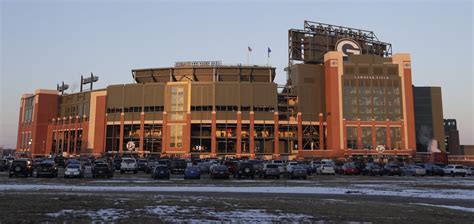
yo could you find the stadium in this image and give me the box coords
[16,21,417,160]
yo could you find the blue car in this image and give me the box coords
[184,165,201,179]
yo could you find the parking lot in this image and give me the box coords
[0,167,473,223]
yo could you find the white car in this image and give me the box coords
[443,164,467,177]
[272,160,286,173]
[317,164,335,175]
[120,157,138,174]
[286,162,299,173]
[464,166,472,176]
[64,163,84,178]
[404,165,426,176]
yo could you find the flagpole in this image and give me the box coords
[247,50,250,65]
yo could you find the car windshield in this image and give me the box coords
[39,163,53,168]
[95,163,108,168]
[12,161,26,165]
[323,165,332,168]
[123,159,135,163]
[266,164,278,168]
[67,164,80,169]
[216,166,228,171]
[187,166,199,171]
[156,166,168,170]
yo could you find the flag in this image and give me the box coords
[267,47,272,57]
[248,46,252,52]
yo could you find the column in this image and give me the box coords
[236,111,242,157]
[249,111,255,158]
[162,111,168,155]
[140,112,145,157]
[371,119,376,150]
[184,112,192,157]
[273,112,279,159]
[119,113,125,154]
[342,119,347,150]
[297,112,302,158]
[400,119,405,150]
[357,119,362,150]
[386,119,391,150]
[319,113,324,150]
[211,111,216,157]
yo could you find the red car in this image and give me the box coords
[342,163,360,175]
[224,161,237,174]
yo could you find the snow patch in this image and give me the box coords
[2,184,473,200]
[45,208,127,221]
[141,205,313,222]
[411,203,474,213]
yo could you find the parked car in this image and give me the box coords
[404,165,426,176]
[0,159,9,171]
[289,165,308,180]
[137,159,148,172]
[152,165,170,179]
[299,163,313,175]
[36,161,58,178]
[260,163,280,179]
[272,160,286,174]
[210,165,230,179]
[78,157,92,167]
[286,162,299,174]
[171,159,187,174]
[157,159,171,169]
[54,156,66,167]
[9,158,33,178]
[361,164,383,176]
[64,163,84,178]
[341,163,360,175]
[250,160,264,175]
[383,164,403,176]
[317,164,336,175]
[467,167,474,176]
[184,165,201,179]
[146,157,159,174]
[32,158,45,170]
[333,161,344,174]
[120,157,138,174]
[443,165,467,177]
[310,161,322,173]
[235,162,255,179]
[224,161,237,175]
[422,163,445,176]
[92,162,114,178]
[113,157,122,170]
[198,161,212,173]
[464,166,472,176]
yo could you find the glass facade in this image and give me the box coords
[144,124,162,154]
[343,76,402,121]
[254,123,274,154]
[278,125,298,154]
[217,124,237,154]
[191,124,211,153]
[22,97,35,124]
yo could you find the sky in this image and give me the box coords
[1,0,473,148]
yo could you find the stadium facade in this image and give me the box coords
[16,21,418,160]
